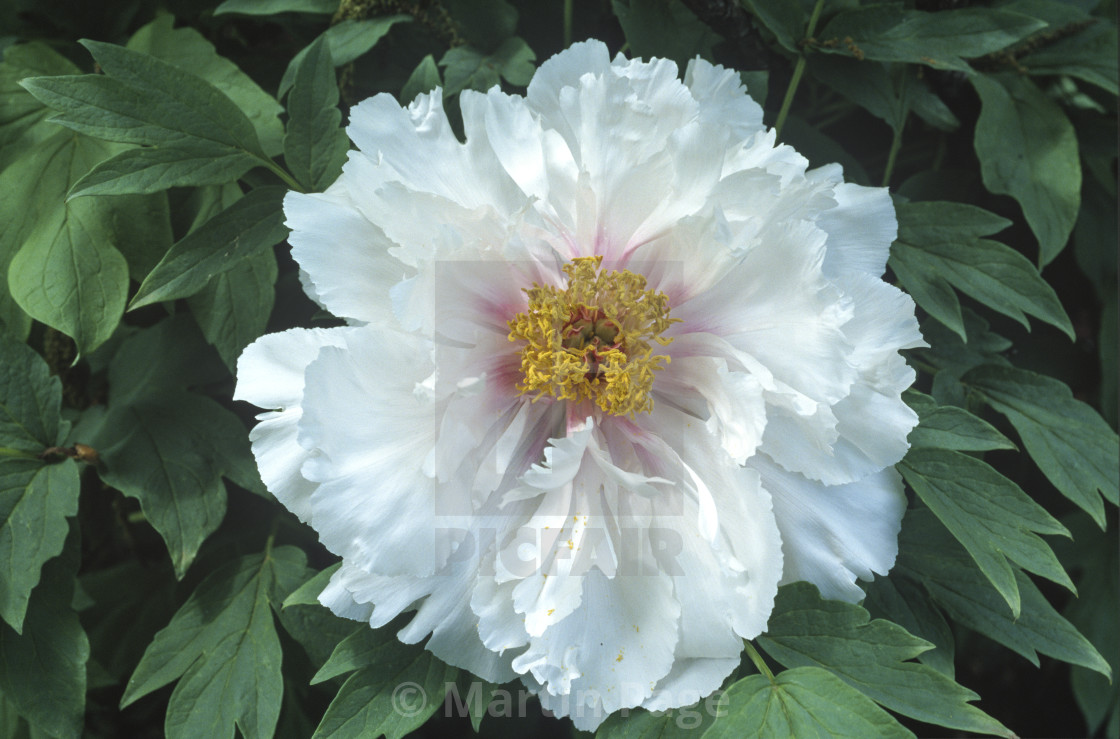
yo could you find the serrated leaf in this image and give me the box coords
[963,365,1119,526]
[971,73,1080,266]
[0,531,88,739]
[863,576,955,677]
[121,547,310,739]
[613,0,720,69]
[127,14,285,156]
[22,40,268,162]
[705,667,912,739]
[311,629,457,739]
[440,37,536,96]
[817,5,1046,71]
[188,248,277,371]
[215,0,338,14]
[892,201,1074,341]
[900,447,1072,616]
[8,195,129,355]
[131,186,287,309]
[898,509,1111,677]
[904,389,1015,451]
[757,582,1013,737]
[401,55,441,105]
[278,17,411,98]
[283,35,348,192]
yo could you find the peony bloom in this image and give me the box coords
[235,40,925,729]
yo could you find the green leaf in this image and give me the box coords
[899,447,1072,616]
[278,17,412,98]
[311,627,457,739]
[613,0,720,69]
[963,365,1120,526]
[898,509,1111,678]
[282,562,340,608]
[400,55,441,106]
[0,334,67,453]
[283,35,348,192]
[0,42,80,170]
[863,576,955,677]
[8,195,129,355]
[215,0,338,14]
[0,530,88,739]
[971,73,1080,266]
[101,191,173,282]
[904,389,1015,451]
[918,308,1011,379]
[188,247,277,372]
[121,547,311,739]
[757,582,1013,737]
[1001,1,1119,95]
[276,607,356,672]
[705,667,912,739]
[69,143,258,198]
[127,15,285,156]
[443,0,518,50]
[440,37,536,96]
[130,186,287,310]
[807,58,909,134]
[892,201,1074,341]
[742,0,807,53]
[595,698,720,737]
[817,5,1046,71]
[89,318,254,576]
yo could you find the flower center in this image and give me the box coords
[507,256,676,417]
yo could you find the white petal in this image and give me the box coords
[816,181,898,279]
[751,455,907,602]
[234,327,350,521]
[684,58,765,139]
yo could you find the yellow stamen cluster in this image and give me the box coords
[507,256,676,417]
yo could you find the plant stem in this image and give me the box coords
[744,641,777,683]
[563,0,573,48]
[882,119,904,187]
[773,0,827,139]
[260,157,306,193]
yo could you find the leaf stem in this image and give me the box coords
[563,0,573,48]
[744,641,776,683]
[259,157,306,193]
[264,516,281,559]
[773,0,826,139]
[882,119,904,187]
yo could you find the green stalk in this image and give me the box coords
[563,0,573,48]
[773,0,827,139]
[882,119,904,187]
[744,641,777,683]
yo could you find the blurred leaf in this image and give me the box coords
[900,448,1072,617]
[741,0,806,53]
[596,698,719,737]
[440,37,536,95]
[899,509,1111,678]
[127,14,285,156]
[215,0,338,14]
[0,336,78,633]
[278,17,412,98]
[963,365,1120,526]
[131,186,287,310]
[188,248,277,372]
[817,5,1046,71]
[780,115,871,185]
[400,55,441,105]
[444,0,518,51]
[0,42,80,170]
[0,531,87,739]
[863,576,955,677]
[103,191,173,282]
[121,547,311,739]
[311,626,457,739]
[706,667,911,738]
[904,389,1016,451]
[757,582,1013,737]
[892,201,1074,342]
[283,35,348,192]
[971,73,1080,266]
[807,57,908,133]
[613,0,720,69]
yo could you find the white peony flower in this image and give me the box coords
[235,40,925,729]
